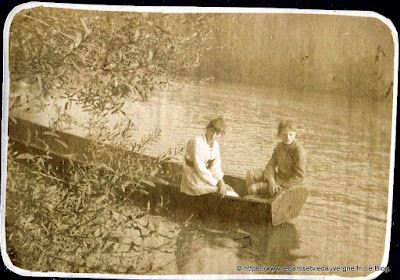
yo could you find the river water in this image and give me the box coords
[127,82,393,276]
[13,81,394,276]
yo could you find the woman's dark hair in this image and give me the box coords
[278,120,296,136]
[207,117,226,135]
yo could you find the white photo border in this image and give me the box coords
[2,2,398,279]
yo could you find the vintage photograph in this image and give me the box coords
[2,3,397,279]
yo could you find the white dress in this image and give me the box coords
[180,135,239,197]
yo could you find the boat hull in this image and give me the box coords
[7,117,309,226]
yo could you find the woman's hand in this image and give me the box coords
[217,180,227,198]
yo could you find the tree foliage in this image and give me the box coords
[6,6,218,274]
[9,7,218,117]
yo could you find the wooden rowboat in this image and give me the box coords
[7,117,309,226]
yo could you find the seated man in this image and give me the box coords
[246,120,306,197]
[180,117,239,198]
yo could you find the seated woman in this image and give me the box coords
[246,120,306,197]
[180,117,239,198]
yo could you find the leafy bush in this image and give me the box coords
[7,141,182,274]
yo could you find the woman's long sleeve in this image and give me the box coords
[192,139,219,186]
[210,143,224,181]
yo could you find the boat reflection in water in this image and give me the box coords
[174,213,300,274]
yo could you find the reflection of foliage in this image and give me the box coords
[7,137,182,273]
[9,7,218,115]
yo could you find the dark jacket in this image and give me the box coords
[264,140,306,187]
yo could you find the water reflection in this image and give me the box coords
[240,223,301,268]
[175,214,300,274]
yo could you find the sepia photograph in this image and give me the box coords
[1,3,398,279]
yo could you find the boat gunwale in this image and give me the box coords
[7,117,278,206]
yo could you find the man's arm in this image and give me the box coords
[264,145,278,184]
[282,145,306,187]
